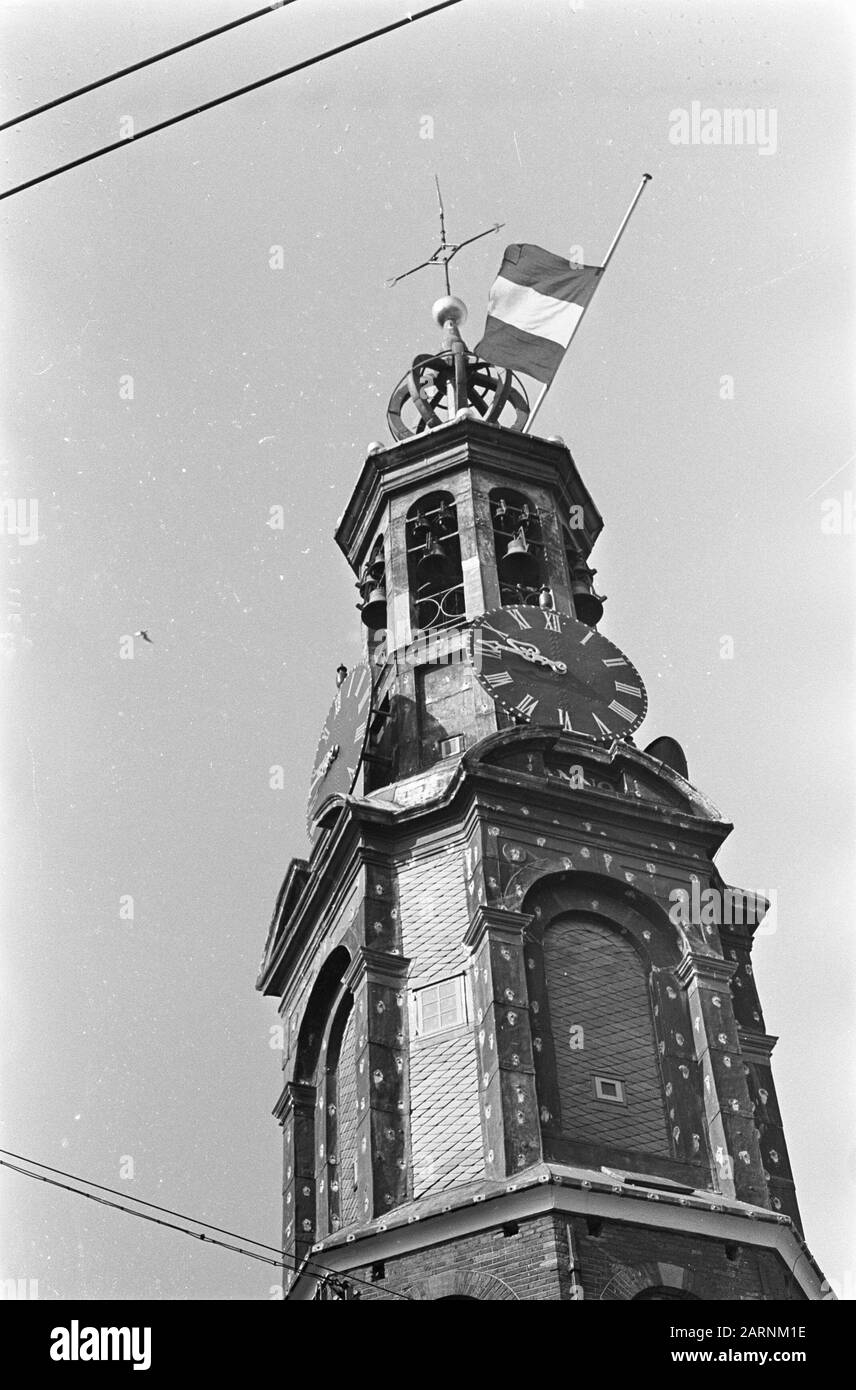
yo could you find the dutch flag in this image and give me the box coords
[475,244,603,385]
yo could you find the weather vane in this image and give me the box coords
[385,176,504,294]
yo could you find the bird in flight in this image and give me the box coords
[134,630,154,644]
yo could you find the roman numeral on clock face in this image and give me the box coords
[608,700,636,723]
[602,657,627,668]
[557,708,574,732]
[614,681,641,696]
[507,608,531,630]
[484,670,513,688]
[542,611,561,632]
[515,693,540,718]
[592,713,613,737]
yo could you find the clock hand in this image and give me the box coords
[506,636,568,673]
[478,630,613,700]
[477,630,567,674]
[310,744,340,788]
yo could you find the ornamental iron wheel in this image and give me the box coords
[387,351,529,440]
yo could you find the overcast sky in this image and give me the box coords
[1,0,853,1300]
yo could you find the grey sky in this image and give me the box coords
[1,0,853,1299]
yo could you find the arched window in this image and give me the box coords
[324,991,355,1234]
[491,488,545,607]
[540,917,669,1156]
[633,1287,700,1301]
[406,491,464,634]
[291,946,352,1250]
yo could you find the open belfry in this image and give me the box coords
[257,270,829,1300]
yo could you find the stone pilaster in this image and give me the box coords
[740,1029,802,1230]
[676,952,768,1207]
[464,905,542,1179]
[345,947,410,1224]
[274,1080,316,1261]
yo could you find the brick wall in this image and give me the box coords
[574,1215,804,1301]
[343,1211,804,1301]
[352,1215,565,1301]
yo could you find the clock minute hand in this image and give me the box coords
[505,636,567,673]
[309,744,340,789]
[478,629,567,674]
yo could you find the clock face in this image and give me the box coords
[306,663,373,832]
[471,605,647,742]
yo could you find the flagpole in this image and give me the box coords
[523,174,652,434]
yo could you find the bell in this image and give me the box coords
[571,562,605,627]
[360,584,387,629]
[572,588,605,627]
[538,585,554,611]
[416,537,449,585]
[500,529,540,586]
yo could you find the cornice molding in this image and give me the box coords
[675,952,739,987]
[344,946,411,994]
[463,904,535,953]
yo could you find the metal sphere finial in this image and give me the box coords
[432,295,468,329]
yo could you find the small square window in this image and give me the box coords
[594,1076,626,1104]
[413,976,467,1038]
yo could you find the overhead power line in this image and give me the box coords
[0,2,299,134]
[0,0,464,203]
[0,1157,287,1272]
[0,1147,282,1253]
[0,1148,411,1300]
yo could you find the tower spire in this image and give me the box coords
[257,200,828,1304]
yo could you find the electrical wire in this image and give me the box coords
[0,0,464,203]
[0,2,299,134]
[0,1157,287,1272]
[0,1147,282,1253]
[0,1149,412,1299]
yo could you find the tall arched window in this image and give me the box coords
[334,1003,359,1228]
[406,491,465,635]
[541,917,669,1156]
[292,946,352,1249]
[324,991,355,1234]
[491,488,545,607]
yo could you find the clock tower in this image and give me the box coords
[258,296,829,1302]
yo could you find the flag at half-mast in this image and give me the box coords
[475,244,602,384]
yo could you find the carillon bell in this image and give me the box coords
[416,537,449,585]
[360,584,387,629]
[570,559,606,627]
[538,585,554,611]
[500,528,540,586]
